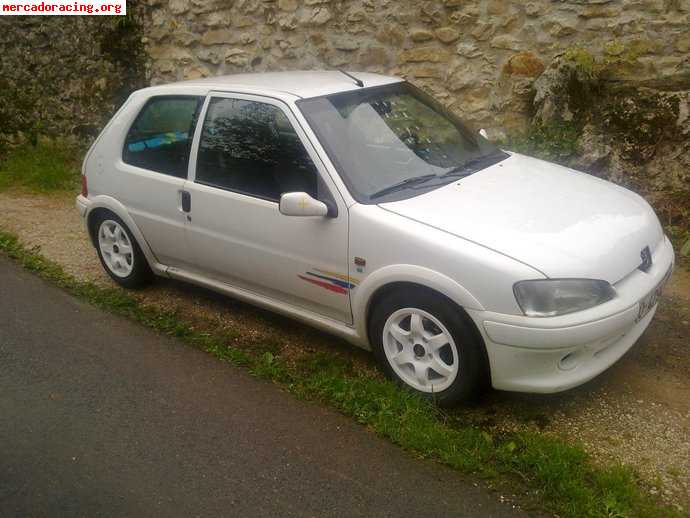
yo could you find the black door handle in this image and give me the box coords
[181,190,191,213]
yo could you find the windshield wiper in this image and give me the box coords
[370,173,438,199]
[439,151,508,179]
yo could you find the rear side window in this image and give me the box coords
[195,97,318,201]
[123,96,202,178]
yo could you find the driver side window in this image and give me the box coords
[195,97,318,202]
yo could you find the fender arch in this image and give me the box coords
[352,264,484,346]
[85,195,166,275]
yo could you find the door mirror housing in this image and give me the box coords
[279,192,329,217]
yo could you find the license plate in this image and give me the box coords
[636,267,672,322]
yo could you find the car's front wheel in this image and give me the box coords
[369,287,486,406]
[93,212,152,288]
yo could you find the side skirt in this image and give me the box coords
[162,266,368,350]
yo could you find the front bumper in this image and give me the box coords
[469,236,674,393]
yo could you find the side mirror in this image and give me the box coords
[279,192,329,217]
[479,128,488,139]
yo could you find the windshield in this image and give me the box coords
[297,82,506,203]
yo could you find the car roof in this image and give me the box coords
[144,70,403,100]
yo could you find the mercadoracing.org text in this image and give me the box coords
[1,0,125,15]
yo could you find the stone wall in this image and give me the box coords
[143,0,690,133]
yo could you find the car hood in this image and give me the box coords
[378,153,664,283]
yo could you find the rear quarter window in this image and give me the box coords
[123,96,202,178]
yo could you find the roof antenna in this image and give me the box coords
[338,70,364,88]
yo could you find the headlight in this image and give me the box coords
[513,279,615,317]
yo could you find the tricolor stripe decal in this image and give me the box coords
[298,269,359,295]
[298,275,348,294]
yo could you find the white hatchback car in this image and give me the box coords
[77,71,674,405]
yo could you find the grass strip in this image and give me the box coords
[0,141,79,192]
[0,228,683,518]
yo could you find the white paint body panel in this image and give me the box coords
[380,153,665,284]
[173,70,401,101]
[182,181,352,323]
[77,71,675,394]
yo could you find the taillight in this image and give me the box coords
[81,175,88,197]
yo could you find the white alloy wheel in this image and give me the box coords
[382,307,459,393]
[98,219,134,278]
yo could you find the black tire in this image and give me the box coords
[369,286,486,406]
[92,211,153,289]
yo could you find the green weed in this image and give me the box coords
[0,141,79,192]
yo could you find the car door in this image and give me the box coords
[114,95,202,269]
[182,92,352,324]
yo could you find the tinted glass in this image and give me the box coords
[195,98,318,201]
[123,96,201,178]
[297,82,505,203]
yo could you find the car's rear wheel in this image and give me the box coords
[93,213,152,288]
[369,287,486,406]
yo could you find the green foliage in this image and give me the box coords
[250,351,293,382]
[0,76,44,147]
[603,39,654,68]
[601,92,680,163]
[537,45,681,165]
[1,14,147,152]
[0,228,684,518]
[98,5,147,108]
[563,47,601,81]
[665,223,690,270]
[0,141,79,192]
[505,121,581,164]
[552,47,605,123]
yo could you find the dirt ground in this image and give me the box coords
[2,190,688,510]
